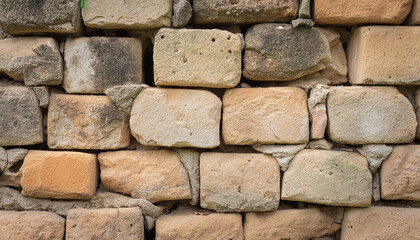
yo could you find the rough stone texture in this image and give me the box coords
[348,26,420,85]
[310,139,333,150]
[0,86,43,146]
[175,149,200,205]
[0,0,82,35]
[298,0,310,18]
[223,87,309,145]
[416,89,420,139]
[156,210,243,240]
[48,93,130,150]
[0,210,65,239]
[244,208,340,240]
[311,104,327,139]
[200,152,280,212]
[21,150,98,200]
[130,88,221,148]
[31,86,49,108]
[5,148,27,171]
[193,0,298,24]
[83,0,172,29]
[341,207,420,240]
[314,0,413,25]
[0,168,21,188]
[105,84,149,116]
[0,37,62,86]
[327,86,417,145]
[252,144,306,171]
[0,147,6,173]
[243,24,331,81]
[154,28,241,88]
[99,150,191,203]
[172,0,192,28]
[381,145,420,201]
[291,19,314,28]
[407,0,420,25]
[372,172,381,201]
[0,25,10,39]
[308,84,330,111]
[64,37,143,94]
[357,144,393,173]
[66,208,144,240]
[282,150,372,207]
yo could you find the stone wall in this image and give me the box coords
[1,0,420,239]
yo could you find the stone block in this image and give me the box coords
[408,0,420,25]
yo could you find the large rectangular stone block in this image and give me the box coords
[200,152,280,212]
[48,93,130,150]
[348,26,420,85]
[327,86,417,144]
[222,87,309,145]
[154,28,241,88]
[20,150,98,200]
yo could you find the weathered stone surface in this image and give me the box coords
[156,210,243,240]
[416,89,420,139]
[282,150,372,207]
[0,25,9,39]
[0,147,6,173]
[0,168,21,188]
[311,104,327,139]
[244,208,340,240]
[154,28,241,88]
[99,150,191,203]
[0,37,62,86]
[0,86,43,146]
[172,0,192,28]
[130,88,221,148]
[21,150,98,200]
[48,93,130,150]
[0,210,65,239]
[381,145,420,201]
[327,87,417,144]
[31,86,49,108]
[175,149,200,205]
[105,84,148,116]
[0,0,82,35]
[372,172,381,201]
[5,148,27,171]
[223,87,309,145]
[298,0,311,18]
[314,0,413,25]
[348,26,420,85]
[357,144,393,173]
[200,152,280,212]
[66,208,144,240]
[64,37,143,94]
[408,0,420,25]
[243,24,331,81]
[309,139,333,150]
[341,207,420,240]
[193,0,298,24]
[83,0,172,29]
[308,84,330,110]
[252,144,306,171]
[291,19,314,28]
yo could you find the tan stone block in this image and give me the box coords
[66,208,144,240]
[222,87,309,145]
[327,86,417,144]
[154,28,241,88]
[341,207,420,240]
[0,211,65,239]
[311,104,327,139]
[48,93,130,150]
[314,0,413,25]
[98,150,191,203]
[156,210,243,240]
[130,88,221,148]
[200,152,280,212]
[381,145,420,201]
[348,26,420,85]
[408,0,420,25]
[282,150,372,207]
[20,150,98,200]
[416,89,420,139]
[244,208,340,240]
[83,0,172,29]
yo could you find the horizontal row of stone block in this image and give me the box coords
[1,206,420,239]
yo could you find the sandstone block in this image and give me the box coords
[327,86,417,144]
[0,147,6,173]
[314,0,413,25]
[244,208,340,240]
[381,145,420,201]
[83,0,171,29]
[408,0,420,25]
[130,88,221,148]
[193,0,298,24]
[348,26,420,85]
[0,86,43,146]
[64,37,143,94]
[156,210,243,240]
[223,87,309,145]
[99,150,191,203]
[20,150,98,200]
[0,37,62,86]
[417,89,420,139]
[200,152,280,212]
[0,211,65,239]
[48,93,130,150]
[243,23,330,81]
[66,208,144,240]
[282,150,372,207]
[154,28,241,88]
[0,0,82,35]
[311,104,327,139]
[341,207,420,240]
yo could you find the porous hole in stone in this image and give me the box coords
[228,50,232,53]
[211,38,216,42]
[227,35,231,40]
[161,35,165,39]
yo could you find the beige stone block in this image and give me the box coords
[408,0,420,25]
[223,87,309,145]
[416,89,420,139]
[311,104,327,139]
